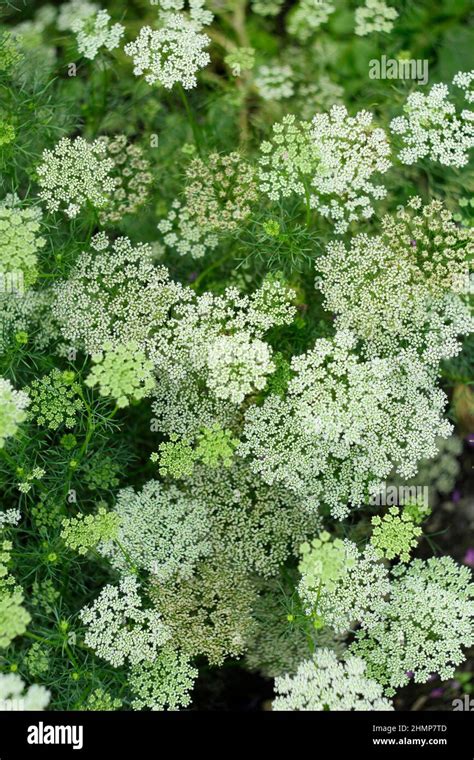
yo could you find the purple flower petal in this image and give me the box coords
[463,548,474,567]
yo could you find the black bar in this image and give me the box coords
[0,710,472,758]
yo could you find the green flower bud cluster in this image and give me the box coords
[0,199,45,289]
[370,506,422,563]
[85,341,155,408]
[61,507,121,555]
[155,425,238,479]
[27,369,84,430]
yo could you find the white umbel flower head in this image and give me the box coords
[390,78,474,168]
[310,105,391,232]
[157,1,214,31]
[453,69,474,104]
[37,136,118,218]
[259,108,391,232]
[206,332,275,404]
[99,480,212,582]
[317,199,474,361]
[0,673,50,711]
[355,0,398,36]
[80,575,171,668]
[239,331,453,517]
[52,234,184,354]
[56,0,98,31]
[0,509,21,530]
[124,16,210,89]
[287,0,336,41]
[349,557,474,695]
[273,649,393,711]
[71,9,124,60]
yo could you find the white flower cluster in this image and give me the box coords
[0,509,21,530]
[286,1,336,42]
[0,378,30,449]
[37,137,117,218]
[54,238,293,435]
[158,152,258,258]
[453,70,474,103]
[273,649,393,711]
[80,575,171,667]
[157,0,214,30]
[0,673,50,711]
[100,462,321,624]
[37,135,152,221]
[150,279,295,436]
[71,9,124,60]
[56,0,98,31]
[390,75,474,168]
[100,480,212,582]
[129,647,198,711]
[349,558,474,694]
[157,199,219,259]
[239,330,452,518]
[124,16,210,89]
[254,64,295,101]
[354,0,398,37]
[317,199,474,361]
[52,234,184,354]
[206,332,275,404]
[309,106,391,232]
[259,108,391,232]
[296,539,474,696]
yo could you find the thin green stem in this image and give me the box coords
[299,172,313,228]
[23,631,58,647]
[177,83,203,155]
[113,538,138,574]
